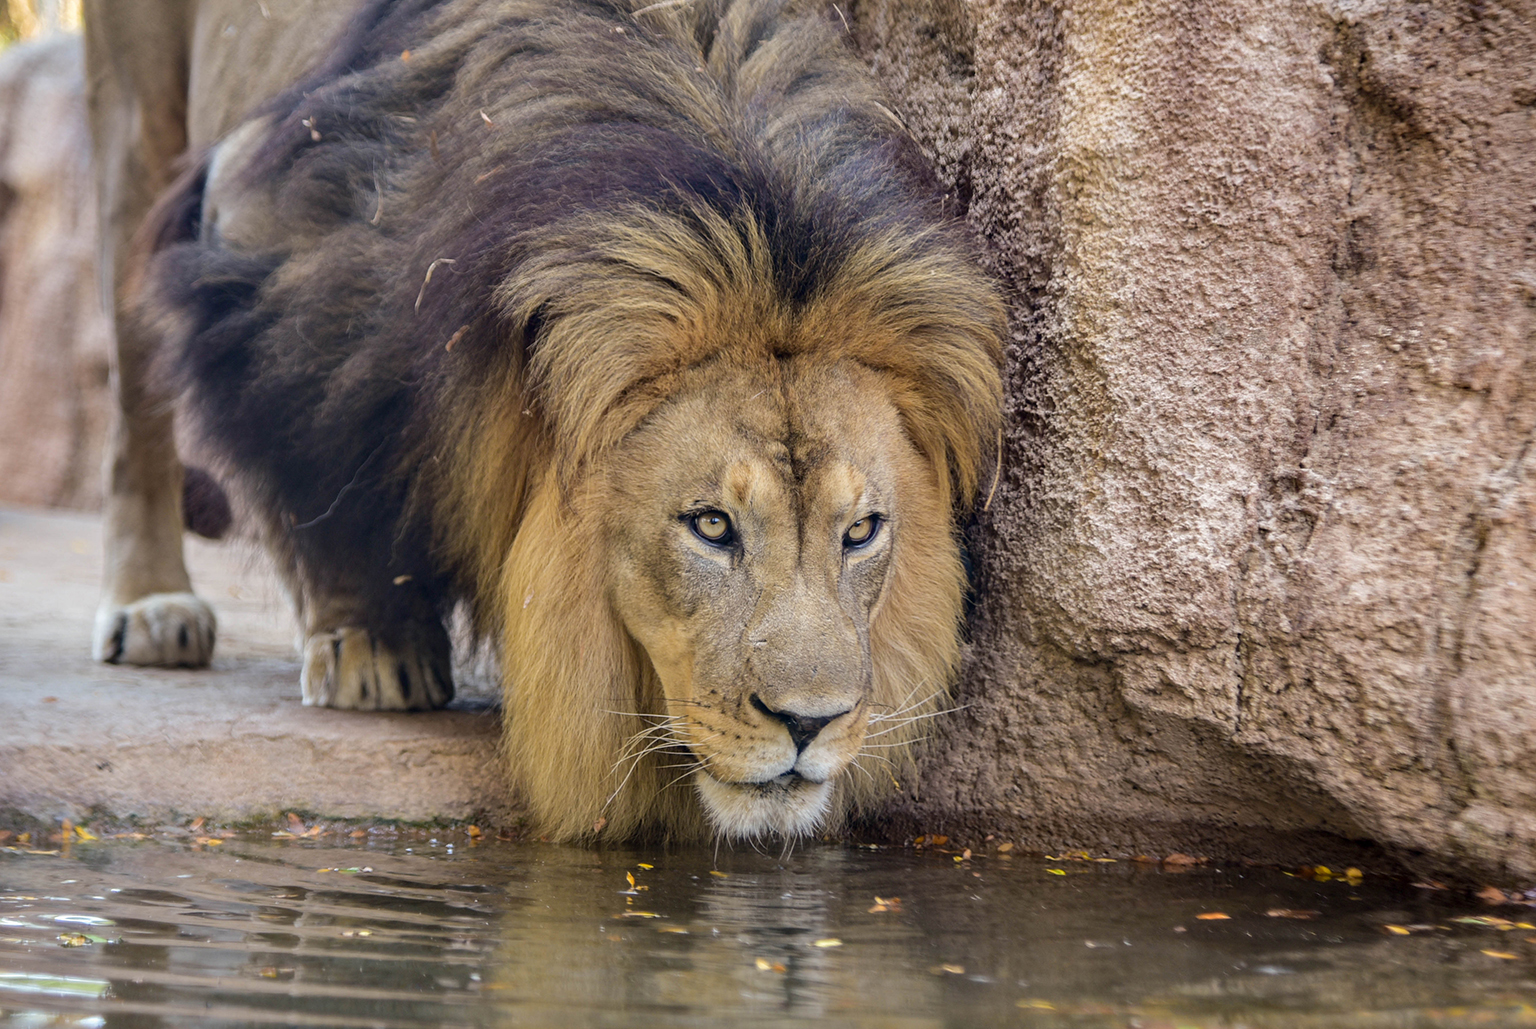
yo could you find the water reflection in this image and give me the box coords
[3,836,1536,1027]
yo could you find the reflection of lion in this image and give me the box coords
[94,0,1003,840]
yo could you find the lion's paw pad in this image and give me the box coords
[301,627,453,711]
[93,592,217,667]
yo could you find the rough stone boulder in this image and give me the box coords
[855,0,1536,879]
[0,33,109,511]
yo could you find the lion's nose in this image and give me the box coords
[751,695,849,752]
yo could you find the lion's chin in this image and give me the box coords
[692,770,834,840]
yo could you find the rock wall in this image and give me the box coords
[854,0,1536,879]
[0,34,109,510]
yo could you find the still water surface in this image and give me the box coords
[3,833,1535,1027]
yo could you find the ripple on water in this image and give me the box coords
[2,836,1535,1027]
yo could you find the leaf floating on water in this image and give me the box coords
[1046,869,1066,876]
[1482,950,1519,960]
[812,938,842,948]
[57,933,93,947]
[1344,867,1363,884]
[1017,999,1056,1010]
[626,872,636,888]
[930,964,965,975]
[995,842,1014,853]
[620,911,662,919]
[1195,913,1230,921]
[1479,885,1513,905]
[638,863,653,870]
[708,870,729,878]
[1384,925,1412,935]
[868,896,902,913]
[1266,909,1319,920]
[754,958,786,972]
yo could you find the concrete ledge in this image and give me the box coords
[0,507,517,826]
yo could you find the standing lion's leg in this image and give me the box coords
[84,0,216,666]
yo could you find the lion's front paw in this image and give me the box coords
[93,592,217,667]
[300,627,453,711]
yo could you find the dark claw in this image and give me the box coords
[105,614,127,664]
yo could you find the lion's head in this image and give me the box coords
[453,207,1004,842]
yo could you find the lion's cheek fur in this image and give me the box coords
[496,470,706,842]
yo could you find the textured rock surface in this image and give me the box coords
[0,34,110,510]
[854,0,1536,878]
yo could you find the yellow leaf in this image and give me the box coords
[638,863,654,869]
[626,872,636,888]
[1017,999,1056,1010]
[620,911,661,919]
[709,870,729,878]
[74,826,97,842]
[1385,925,1411,935]
[1047,869,1066,876]
[1483,950,1519,960]
[1195,913,1230,921]
[812,938,842,948]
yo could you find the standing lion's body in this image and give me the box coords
[95,0,1003,841]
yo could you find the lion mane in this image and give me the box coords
[142,0,1003,840]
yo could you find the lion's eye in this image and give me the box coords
[844,515,880,548]
[691,510,734,545]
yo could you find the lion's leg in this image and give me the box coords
[84,0,217,667]
[266,536,455,712]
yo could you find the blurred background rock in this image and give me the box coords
[0,0,107,510]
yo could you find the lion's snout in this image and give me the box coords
[750,693,851,753]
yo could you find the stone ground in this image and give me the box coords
[0,506,515,829]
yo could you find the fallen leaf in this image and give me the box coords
[709,870,729,878]
[1163,853,1203,868]
[1384,925,1411,935]
[1046,869,1066,876]
[996,842,1014,853]
[194,837,223,847]
[620,911,662,919]
[189,817,206,832]
[1266,909,1319,920]
[931,964,965,975]
[1017,999,1056,1010]
[626,872,636,888]
[1479,886,1512,905]
[1195,913,1230,921]
[638,863,654,870]
[74,826,97,842]
[58,933,93,947]
[592,817,608,833]
[812,938,842,948]
[1483,950,1519,960]
[1344,867,1364,884]
[754,957,786,972]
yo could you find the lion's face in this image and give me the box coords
[602,357,921,837]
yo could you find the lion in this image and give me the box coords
[89,0,1004,841]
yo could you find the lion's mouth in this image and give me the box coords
[692,768,834,838]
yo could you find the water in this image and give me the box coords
[3,832,1535,1027]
